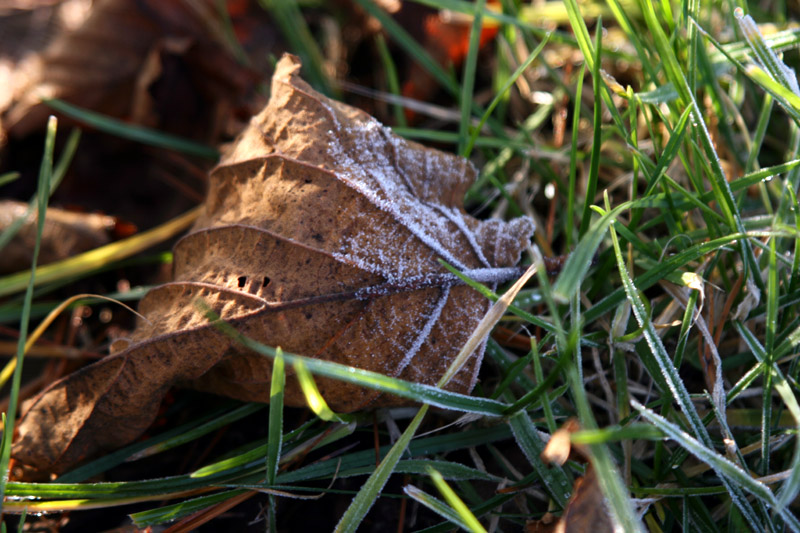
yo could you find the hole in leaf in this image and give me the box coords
[237,276,247,288]
[263,276,271,287]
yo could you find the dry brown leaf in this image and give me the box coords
[11,54,534,479]
[3,0,255,142]
[531,419,616,533]
[0,200,120,274]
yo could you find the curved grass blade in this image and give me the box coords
[632,400,800,530]
[0,206,202,298]
[43,98,218,159]
[427,466,486,533]
[404,484,474,531]
[553,201,631,303]
[605,192,762,528]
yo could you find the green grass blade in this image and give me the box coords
[404,484,473,531]
[0,128,79,253]
[605,194,763,528]
[258,0,333,95]
[0,206,201,298]
[579,17,604,237]
[0,172,20,188]
[0,116,57,511]
[57,403,264,482]
[632,399,800,530]
[267,349,285,485]
[457,0,486,156]
[43,98,218,159]
[464,34,550,158]
[334,405,429,533]
[208,320,509,416]
[507,411,572,508]
[553,201,631,302]
[351,0,458,95]
[426,466,487,533]
[294,359,354,423]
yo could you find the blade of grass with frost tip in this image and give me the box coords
[639,4,760,290]
[457,0,486,156]
[294,359,354,423]
[267,349,284,485]
[0,128,79,252]
[259,0,332,96]
[426,466,487,533]
[695,19,800,124]
[606,198,764,529]
[553,201,631,303]
[0,206,201,298]
[404,484,473,531]
[0,116,57,511]
[43,98,218,159]
[463,33,551,158]
[578,17,604,237]
[57,403,264,482]
[199,301,509,416]
[334,404,429,533]
[736,11,800,98]
[745,66,800,124]
[631,400,800,531]
[508,411,572,508]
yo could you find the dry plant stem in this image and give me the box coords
[438,261,538,387]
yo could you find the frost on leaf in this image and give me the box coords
[12,54,534,479]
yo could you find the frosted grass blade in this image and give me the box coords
[508,412,572,507]
[404,484,473,531]
[632,400,800,530]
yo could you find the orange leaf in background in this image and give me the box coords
[12,54,534,479]
[401,3,500,122]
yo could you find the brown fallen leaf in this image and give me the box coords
[529,419,616,533]
[3,0,256,143]
[0,200,122,274]
[11,54,534,479]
